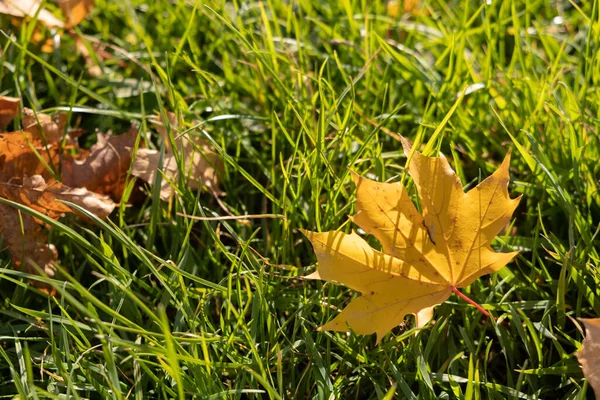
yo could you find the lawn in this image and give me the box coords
[0,0,598,398]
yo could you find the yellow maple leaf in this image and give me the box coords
[302,139,521,342]
[576,318,600,399]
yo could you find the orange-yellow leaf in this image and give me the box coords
[303,139,521,342]
[57,0,94,28]
[576,318,600,399]
[0,108,82,182]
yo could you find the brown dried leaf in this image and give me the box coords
[22,108,68,142]
[130,149,177,201]
[0,202,58,283]
[0,130,61,182]
[57,0,94,28]
[0,175,114,291]
[0,175,115,219]
[576,318,600,399]
[0,96,20,128]
[0,0,64,28]
[131,145,220,201]
[62,125,139,200]
[132,112,221,200]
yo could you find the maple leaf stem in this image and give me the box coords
[451,286,493,319]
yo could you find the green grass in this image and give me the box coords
[0,0,599,398]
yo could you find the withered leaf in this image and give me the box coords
[0,0,64,28]
[576,318,600,399]
[131,112,221,201]
[0,130,61,182]
[62,125,139,200]
[0,175,114,289]
[0,96,20,128]
[0,175,115,219]
[22,108,68,143]
[0,201,58,283]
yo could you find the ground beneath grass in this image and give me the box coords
[0,1,599,399]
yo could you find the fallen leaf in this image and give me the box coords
[22,108,68,142]
[0,175,114,291]
[302,139,521,342]
[132,112,221,201]
[0,101,136,292]
[0,201,58,285]
[0,96,20,128]
[0,107,83,182]
[62,125,139,200]
[0,130,61,182]
[0,0,94,28]
[57,0,94,28]
[415,305,435,329]
[576,318,600,399]
[0,0,64,28]
[0,175,115,219]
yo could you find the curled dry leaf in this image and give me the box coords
[0,201,58,288]
[576,318,600,399]
[302,138,521,342]
[22,108,69,143]
[0,108,77,182]
[132,112,221,201]
[0,102,70,135]
[0,0,94,28]
[0,100,127,291]
[1,175,115,219]
[0,175,114,291]
[415,305,435,329]
[0,0,64,28]
[0,96,20,128]
[62,125,139,200]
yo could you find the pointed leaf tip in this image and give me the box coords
[399,135,412,156]
[299,228,310,236]
[303,271,321,280]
